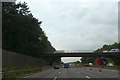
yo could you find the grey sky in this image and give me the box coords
[17,0,118,63]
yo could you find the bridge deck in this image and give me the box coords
[44,52,119,57]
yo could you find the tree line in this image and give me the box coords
[81,42,120,65]
[2,2,55,58]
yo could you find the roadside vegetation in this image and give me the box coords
[2,65,52,78]
[2,1,59,79]
[81,42,120,66]
[70,61,118,70]
[2,65,43,72]
[2,1,55,58]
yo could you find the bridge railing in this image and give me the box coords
[64,50,94,53]
[44,52,120,57]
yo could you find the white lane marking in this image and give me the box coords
[85,76,90,79]
[54,76,57,80]
[59,72,61,74]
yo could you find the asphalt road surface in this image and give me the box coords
[23,67,119,80]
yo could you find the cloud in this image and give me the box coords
[16,0,118,63]
[16,0,118,51]
[61,57,81,63]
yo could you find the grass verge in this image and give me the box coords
[2,65,52,79]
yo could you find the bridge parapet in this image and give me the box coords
[44,52,120,57]
[64,50,94,53]
[54,50,95,53]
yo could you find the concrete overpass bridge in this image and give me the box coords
[43,51,119,65]
[45,52,119,57]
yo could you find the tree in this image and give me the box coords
[2,2,55,58]
[95,42,119,65]
[81,57,95,64]
[81,42,120,65]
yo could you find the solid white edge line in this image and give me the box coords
[85,76,91,79]
[54,76,57,80]
[59,72,61,74]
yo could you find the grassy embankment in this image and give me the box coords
[76,64,119,70]
[2,65,52,78]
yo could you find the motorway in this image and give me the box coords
[23,67,119,80]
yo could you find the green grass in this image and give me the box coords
[2,65,43,72]
[4,68,42,78]
[2,65,52,79]
[0,67,2,71]
[101,66,119,70]
[78,64,119,70]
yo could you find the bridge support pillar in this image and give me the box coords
[48,57,61,66]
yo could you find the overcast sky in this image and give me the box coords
[17,0,119,63]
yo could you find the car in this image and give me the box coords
[89,63,93,66]
[54,65,60,69]
[63,63,69,68]
[107,63,114,67]
[109,48,120,52]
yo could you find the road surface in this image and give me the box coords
[22,67,119,80]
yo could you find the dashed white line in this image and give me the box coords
[85,76,91,79]
[54,76,57,80]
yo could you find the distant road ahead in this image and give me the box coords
[24,67,118,80]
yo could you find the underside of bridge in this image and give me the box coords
[44,52,119,65]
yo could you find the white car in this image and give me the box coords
[107,63,114,67]
[109,49,120,52]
